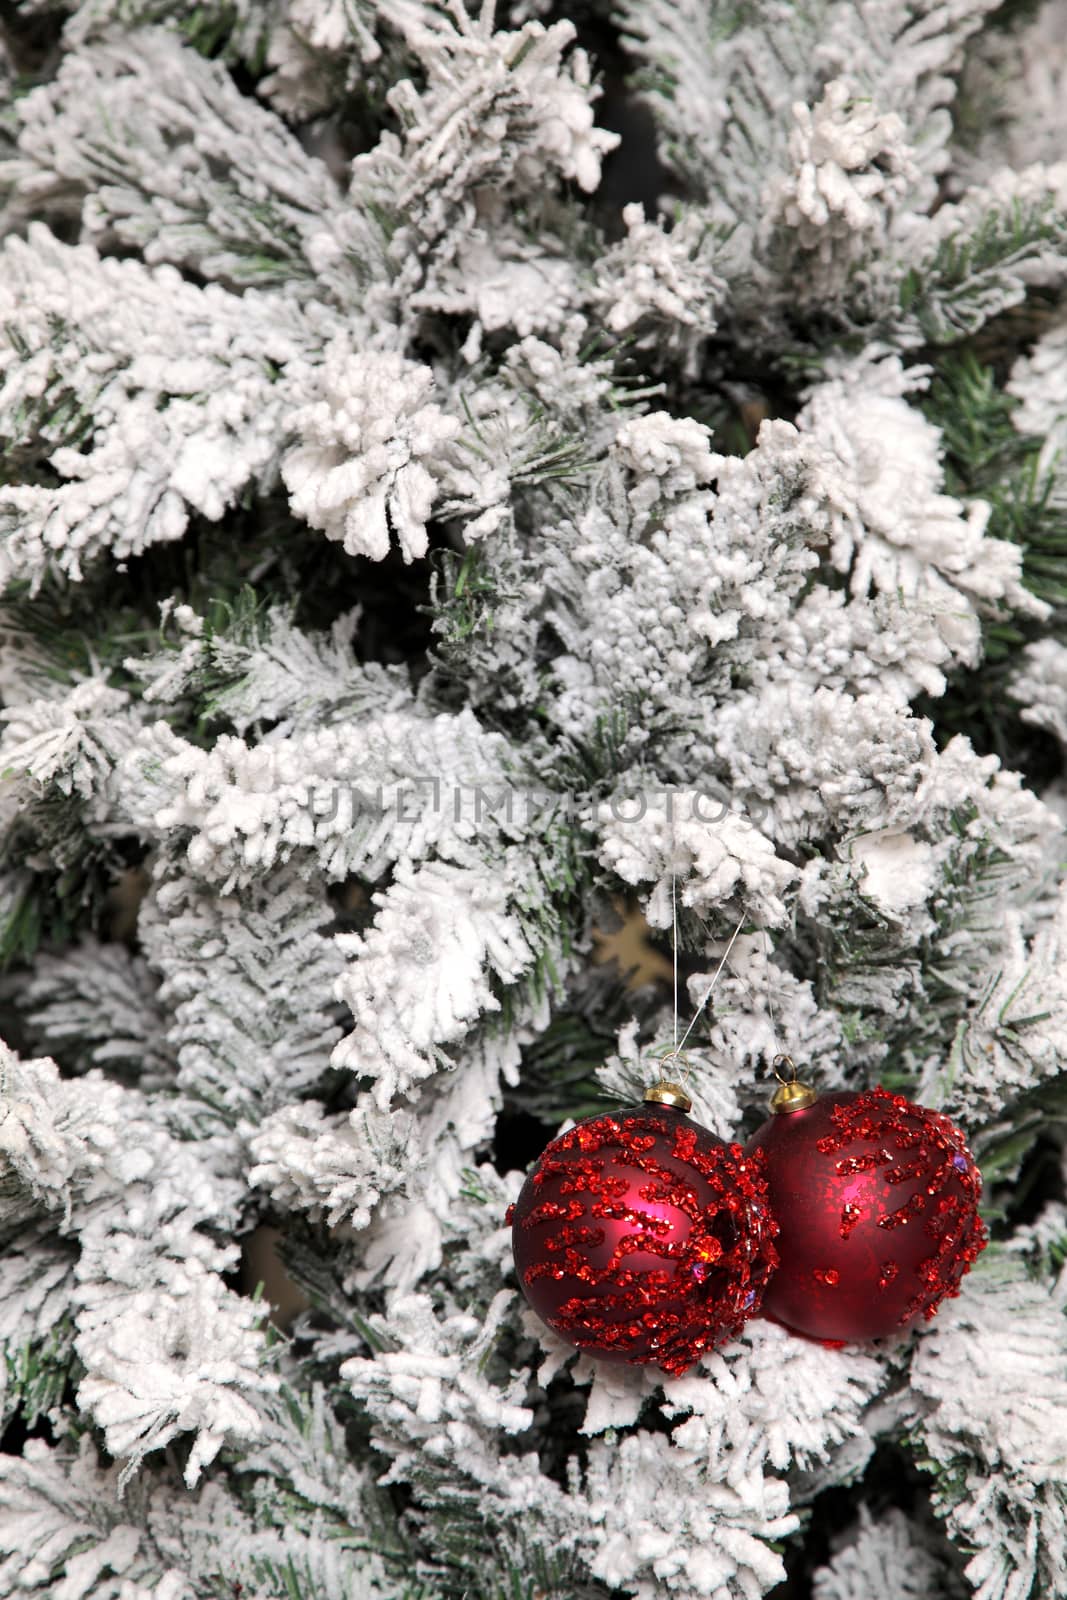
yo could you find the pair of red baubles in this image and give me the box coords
[508,1070,987,1373]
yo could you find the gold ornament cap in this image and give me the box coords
[643,1079,692,1112]
[769,1055,817,1114]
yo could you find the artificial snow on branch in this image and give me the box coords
[0,0,1065,1593]
[0,227,314,587]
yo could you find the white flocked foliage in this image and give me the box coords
[909,1245,1067,1600]
[0,227,315,587]
[0,1044,274,1486]
[1011,637,1067,748]
[282,342,460,562]
[3,29,352,293]
[0,1,1065,1598]
[812,1505,964,1600]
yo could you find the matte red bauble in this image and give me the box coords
[747,1081,987,1343]
[508,1084,779,1374]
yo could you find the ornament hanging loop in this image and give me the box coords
[644,1045,693,1113]
[773,1053,797,1085]
[769,1053,817,1115]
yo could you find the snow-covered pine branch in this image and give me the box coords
[0,0,1065,1595]
[0,1043,274,1485]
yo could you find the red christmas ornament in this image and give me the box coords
[507,1082,779,1374]
[746,1075,987,1343]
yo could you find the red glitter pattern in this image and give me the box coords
[509,1103,778,1374]
[747,1086,987,1343]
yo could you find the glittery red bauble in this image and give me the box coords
[747,1087,987,1343]
[507,1101,778,1374]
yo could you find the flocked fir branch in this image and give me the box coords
[0,1,1065,1598]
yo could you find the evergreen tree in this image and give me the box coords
[0,1,1066,1597]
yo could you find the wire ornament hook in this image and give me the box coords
[674,912,746,1060]
[672,868,679,1057]
[773,1053,799,1086]
[644,887,747,1112]
[725,934,818,1113]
